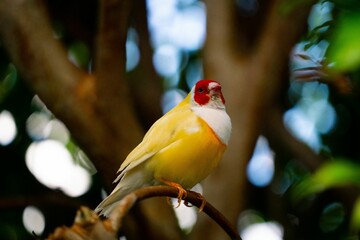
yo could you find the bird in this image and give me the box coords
[95,80,232,216]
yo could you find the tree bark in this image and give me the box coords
[0,0,182,239]
[191,0,316,239]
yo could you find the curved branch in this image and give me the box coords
[48,186,241,240]
[107,186,241,240]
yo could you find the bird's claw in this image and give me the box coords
[174,186,187,208]
[159,178,187,208]
[183,192,206,212]
[159,179,206,211]
[194,192,206,212]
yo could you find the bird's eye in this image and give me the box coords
[198,88,204,93]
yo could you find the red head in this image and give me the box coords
[192,80,226,109]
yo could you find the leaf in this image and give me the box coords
[291,159,360,201]
[66,139,97,174]
[0,64,17,103]
[68,41,90,68]
[350,197,360,232]
[327,12,360,72]
[319,202,345,233]
[311,20,333,33]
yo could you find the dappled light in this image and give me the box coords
[26,112,51,141]
[0,110,17,146]
[126,41,140,72]
[241,222,283,240]
[161,88,186,113]
[308,2,333,31]
[1,0,360,239]
[153,44,181,77]
[22,206,45,236]
[284,83,336,152]
[45,119,70,144]
[247,136,275,187]
[25,140,91,197]
[172,198,198,232]
[126,28,140,72]
[146,0,206,51]
[241,222,284,240]
[238,210,283,240]
[171,183,203,232]
[185,59,203,89]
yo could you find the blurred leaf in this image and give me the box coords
[0,64,17,103]
[291,159,360,201]
[68,41,90,68]
[327,12,360,72]
[66,139,97,175]
[305,20,333,50]
[319,202,345,233]
[311,20,332,32]
[350,197,360,232]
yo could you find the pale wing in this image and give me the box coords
[116,104,197,180]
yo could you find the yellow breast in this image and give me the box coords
[145,107,227,189]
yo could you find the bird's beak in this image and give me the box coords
[209,84,222,97]
[208,82,225,105]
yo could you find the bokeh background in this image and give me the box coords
[1,0,360,239]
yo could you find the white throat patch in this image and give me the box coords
[192,106,232,145]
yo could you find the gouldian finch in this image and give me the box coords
[95,80,231,216]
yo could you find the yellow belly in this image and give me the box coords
[145,117,226,189]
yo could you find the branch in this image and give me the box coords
[197,0,317,239]
[0,1,182,239]
[94,2,183,239]
[252,0,317,104]
[0,0,86,106]
[129,0,163,128]
[94,0,144,156]
[0,0,119,190]
[203,0,243,68]
[47,186,241,240]
[110,186,241,240]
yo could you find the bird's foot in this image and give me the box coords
[159,178,187,208]
[185,191,206,212]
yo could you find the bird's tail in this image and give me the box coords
[94,186,130,217]
[95,168,151,217]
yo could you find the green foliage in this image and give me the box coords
[350,197,360,232]
[291,159,360,201]
[327,12,360,72]
[0,64,17,104]
[66,138,97,174]
[68,41,90,68]
[304,20,332,50]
